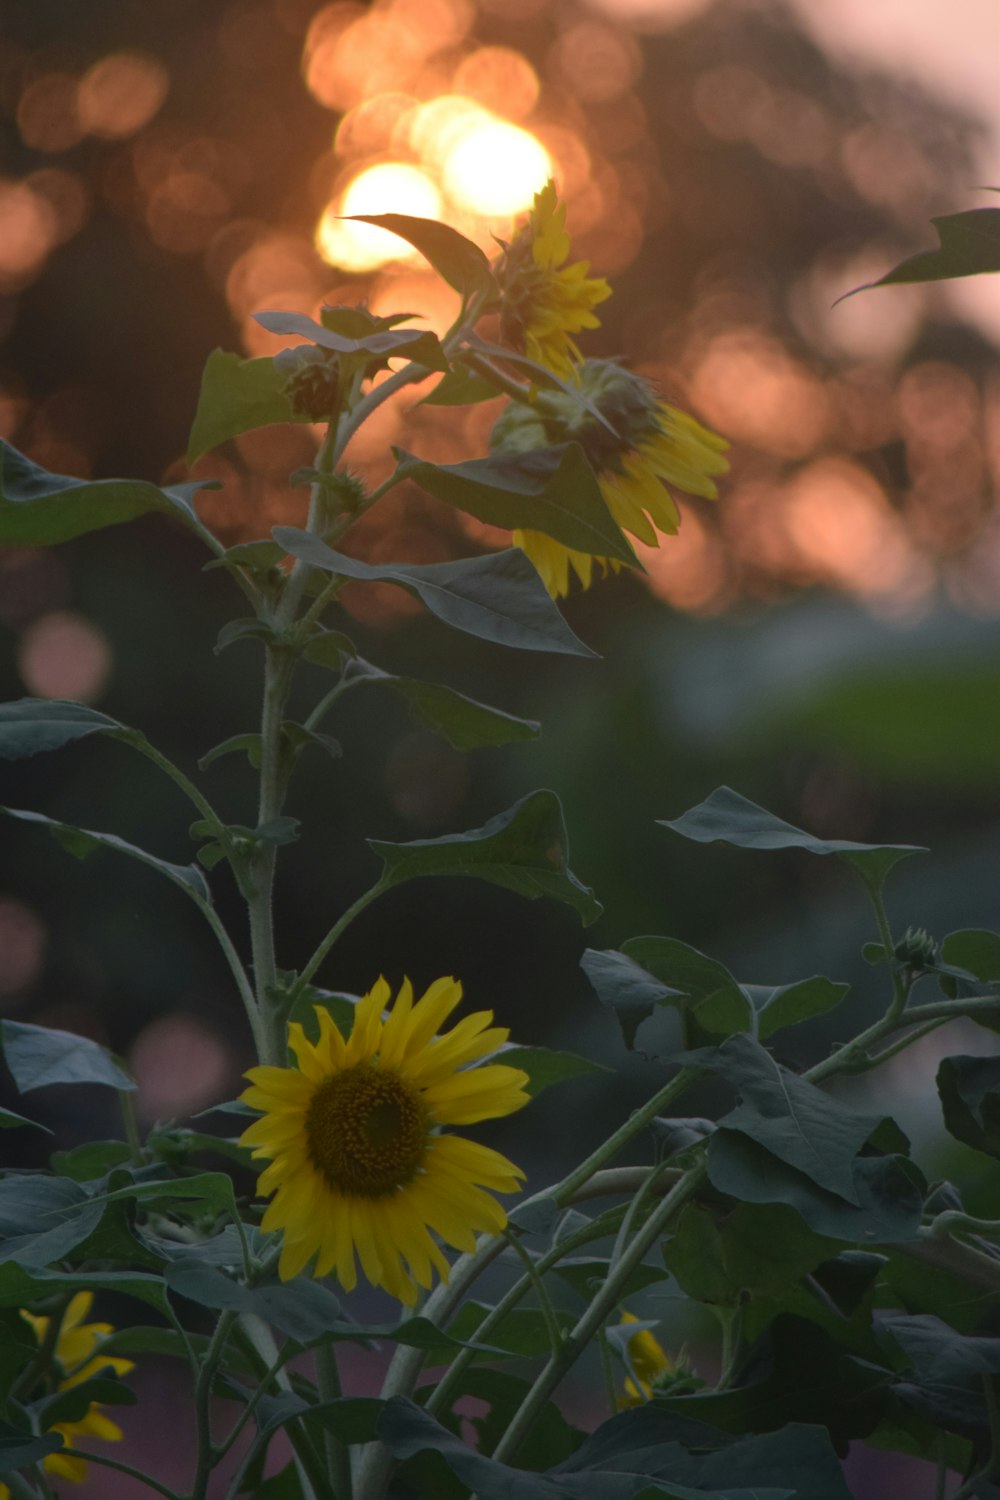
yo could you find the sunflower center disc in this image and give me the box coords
[305,1064,427,1197]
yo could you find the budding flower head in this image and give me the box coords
[491,359,729,597]
[276,344,341,422]
[894,926,938,970]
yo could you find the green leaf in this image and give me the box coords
[664,1202,835,1303]
[747,977,850,1040]
[346,661,540,750]
[423,367,500,407]
[0,1261,170,1315]
[36,1372,136,1427]
[0,1174,106,1267]
[839,207,1000,298]
[214,617,280,654]
[2,1019,134,1092]
[187,349,308,464]
[253,311,450,372]
[580,948,683,1050]
[395,444,635,564]
[50,1140,133,1180]
[300,628,356,671]
[273,528,597,658]
[205,540,288,574]
[498,1045,609,1097]
[937,1054,1000,1159]
[660,785,925,890]
[457,1367,583,1470]
[1,806,212,903]
[623,938,754,1040]
[707,1132,925,1243]
[0,697,122,758]
[940,929,1000,984]
[0,1105,47,1132]
[198,732,263,771]
[369,789,602,925]
[346,214,496,299]
[0,1424,64,1476]
[0,438,212,544]
[89,1171,241,1222]
[696,1035,886,1203]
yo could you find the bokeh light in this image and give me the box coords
[17,611,112,703]
[317,162,443,271]
[130,1013,234,1121]
[76,51,169,140]
[441,117,550,215]
[0,898,46,999]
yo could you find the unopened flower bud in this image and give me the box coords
[276,345,341,422]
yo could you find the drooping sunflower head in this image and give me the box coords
[491,358,730,598]
[495,181,611,381]
[12,1292,133,1488]
[240,976,531,1305]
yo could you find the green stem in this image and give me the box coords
[61,1452,184,1500]
[213,1346,287,1466]
[119,1087,143,1167]
[502,1228,564,1361]
[293,879,390,998]
[952,1375,1000,1499]
[490,1163,707,1466]
[316,1344,354,1499]
[249,643,295,1066]
[190,1310,239,1500]
[236,1314,323,1500]
[596,1325,619,1419]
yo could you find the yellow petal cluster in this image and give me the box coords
[240,976,531,1304]
[619,1310,673,1405]
[0,1292,133,1493]
[497,182,611,382]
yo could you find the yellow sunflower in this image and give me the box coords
[618,1311,673,1406]
[496,182,611,382]
[491,358,730,598]
[240,977,531,1304]
[0,1292,134,1494]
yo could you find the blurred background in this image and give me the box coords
[0,1,999,1491]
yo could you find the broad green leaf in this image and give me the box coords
[0,1425,64,1476]
[712,1202,836,1299]
[696,1034,885,1203]
[369,789,602,925]
[623,937,753,1040]
[214,617,279,654]
[458,1367,583,1472]
[395,444,635,565]
[429,1301,575,1364]
[839,208,1000,298]
[707,1132,925,1243]
[90,1171,241,1222]
[345,660,540,750]
[940,929,1000,984]
[274,528,596,658]
[0,1174,106,1267]
[253,310,449,372]
[423,367,500,407]
[881,1320,1000,1386]
[2,1019,134,1092]
[655,1320,889,1457]
[50,1140,133,1180]
[0,1261,170,1315]
[347,214,496,299]
[0,698,122,758]
[0,439,212,544]
[498,1045,609,1097]
[187,349,307,464]
[1,806,212,904]
[937,1054,1000,1159]
[660,785,924,889]
[580,948,683,1049]
[746,976,850,1040]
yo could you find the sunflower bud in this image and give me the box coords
[276,345,341,422]
[894,926,938,971]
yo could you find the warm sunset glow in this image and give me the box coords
[17,611,112,702]
[316,163,443,271]
[441,117,551,215]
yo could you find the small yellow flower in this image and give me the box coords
[1,1292,134,1492]
[497,182,611,381]
[491,359,730,597]
[619,1311,673,1405]
[240,977,531,1304]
